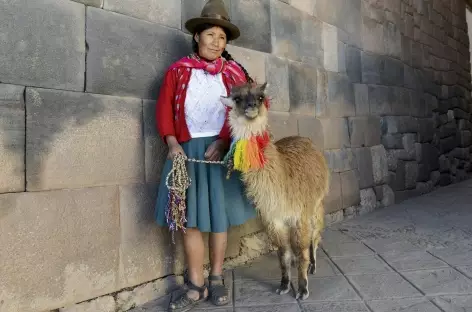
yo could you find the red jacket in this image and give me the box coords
[155,61,248,146]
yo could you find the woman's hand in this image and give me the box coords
[205,139,225,161]
[166,136,186,160]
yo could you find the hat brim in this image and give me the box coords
[185,17,240,41]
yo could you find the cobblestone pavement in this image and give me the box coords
[131,179,472,311]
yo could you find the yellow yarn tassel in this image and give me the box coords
[233,139,247,172]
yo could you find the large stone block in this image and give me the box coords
[316,0,361,46]
[0,187,120,312]
[288,61,317,115]
[104,0,181,28]
[348,116,381,148]
[403,90,419,117]
[86,7,191,99]
[26,88,144,191]
[361,53,403,86]
[118,184,178,288]
[71,0,101,6]
[405,161,419,189]
[61,296,117,312]
[324,149,357,173]
[290,0,316,15]
[382,56,404,86]
[361,51,382,84]
[0,84,25,193]
[319,118,350,149]
[325,172,342,213]
[390,161,406,191]
[317,71,355,117]
[265,55,290,112]
[341,170,361,208]
[354,147,374,189]
[346,46,362,83]
[297,115,324,148]
[362,16,384,54]
[368,85,391,116]
[230,0,271,52]
[268,112,298,141]
[271,0,322,64]
[314,0,344,32]
[322,23,347,72]
[381,116,418,134]
[0,0,85,91]
[143,100,168,184]
[354,83,369,116]
[384,21,402,58]
[371,145,389,185]
[417,118,435,143]
[226,44,267,84]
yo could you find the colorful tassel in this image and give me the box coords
[224,131,270,176]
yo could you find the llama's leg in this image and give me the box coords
[271,225,291,295]
[276,246,291,295]
[308,235,321,275]
[295,247,310,300]
[291,224,311,300]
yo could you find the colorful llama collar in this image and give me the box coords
[224,131,271,173]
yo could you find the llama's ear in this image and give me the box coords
[260,82,269,93]
[220,96,234,108]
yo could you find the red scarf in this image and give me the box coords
[169,53,246,81]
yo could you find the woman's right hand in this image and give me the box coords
[166,136,186,160]
[168,143,186,160]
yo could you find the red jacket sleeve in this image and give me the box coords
[156,69,176,144]
[218,108,231,147]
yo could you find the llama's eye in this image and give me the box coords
[234,97,241,104]
[258,96,264,101]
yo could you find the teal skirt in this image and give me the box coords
[154,136,256,233]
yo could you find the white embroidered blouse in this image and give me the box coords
[184,68,228,138]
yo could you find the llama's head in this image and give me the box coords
[220,82,269,139]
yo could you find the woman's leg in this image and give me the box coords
[183,228,207,299]
[168,228,208,311]
[209,232,227,275]
[208,232,229,305]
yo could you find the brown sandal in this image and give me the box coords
[208,275,230,306]
[168,279,207,312]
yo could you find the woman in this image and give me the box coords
[154,1,256,311]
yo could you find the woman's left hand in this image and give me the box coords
[205,139,225,161]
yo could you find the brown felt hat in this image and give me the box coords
[185,0,240,41]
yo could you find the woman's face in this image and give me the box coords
[195,26,227,61]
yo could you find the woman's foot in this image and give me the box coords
[168,279,208,312]
[208,275,230,306]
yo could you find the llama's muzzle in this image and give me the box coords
[245,107,259,119]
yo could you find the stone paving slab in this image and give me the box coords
[347,273,423,300]
[403,268,472,296]
[366,298,442,312]
[380,251,449,272]
[433,295,472,311]
[130,179,472,312]
[332,255,393,275]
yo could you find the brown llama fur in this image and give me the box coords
[221,82,330,300]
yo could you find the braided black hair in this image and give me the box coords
[221,50,254,83]
[191,23,254,83]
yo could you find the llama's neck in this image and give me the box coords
[224,112,271,173]
[228,111,269,140]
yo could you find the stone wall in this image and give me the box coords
[0,0,471,311]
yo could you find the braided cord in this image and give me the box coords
[165,154,227,243]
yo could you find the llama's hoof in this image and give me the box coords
[307,263,316,275]
[276,284,290,295]
[295,289,310,300]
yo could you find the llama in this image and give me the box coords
[221,82,330,300]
